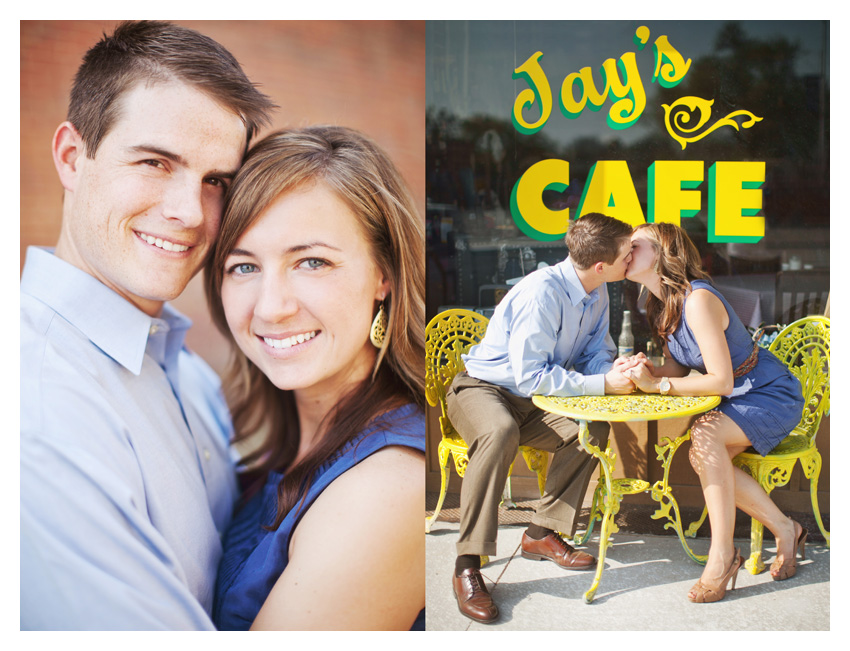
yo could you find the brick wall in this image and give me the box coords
[20,20,425,375]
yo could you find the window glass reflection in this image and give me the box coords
[426,20,829,349]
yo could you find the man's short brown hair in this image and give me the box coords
[69,20,276,157]
[564,213,633,269]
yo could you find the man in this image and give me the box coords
[446,213,638,623]
[20,21,275,630]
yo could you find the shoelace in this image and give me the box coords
[465,570,487,594]
[550,533,574,554]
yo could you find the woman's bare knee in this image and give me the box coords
[689,411,751,473]
[688,444,703,474]
[689,413,723,471]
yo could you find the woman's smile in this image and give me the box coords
[260,330,319,351]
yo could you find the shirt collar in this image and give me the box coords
[559,256,599,307]
[20,247,192,375]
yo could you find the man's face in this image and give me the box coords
[58,81,247,316]
[600,238,633,282]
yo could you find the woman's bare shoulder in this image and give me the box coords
[260,445,425,630]
[305,445,424,516]
[341,445,423,481]
[685,286,726,319]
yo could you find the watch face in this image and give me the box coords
[660,378,671,394]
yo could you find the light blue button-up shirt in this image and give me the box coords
[20,247,238,630]
[463,257,616,397]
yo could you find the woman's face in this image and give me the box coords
[221,182,388,403]
[625,230,659,284]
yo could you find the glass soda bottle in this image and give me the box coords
[618,310,634,357]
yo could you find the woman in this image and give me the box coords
[205,126,426,629]
[623,222,805,603]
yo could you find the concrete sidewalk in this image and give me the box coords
[426,521,830,630]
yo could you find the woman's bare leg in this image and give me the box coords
[728,459,798,567]
[688,412,795,591]
[688,412,741,589]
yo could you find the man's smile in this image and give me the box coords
[135,230,191,253]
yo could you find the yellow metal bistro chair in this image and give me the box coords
[687,316,830,573]
[425,308,549,535]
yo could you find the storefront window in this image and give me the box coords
[426,20,829,350]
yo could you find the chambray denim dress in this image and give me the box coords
[213,404,426,630]
[666,280,804,456]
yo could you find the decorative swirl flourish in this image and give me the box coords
[662,96,763,150]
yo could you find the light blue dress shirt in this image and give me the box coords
[20,247,238,630]
[463,257,616,397]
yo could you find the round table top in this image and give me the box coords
[532,393,721,423]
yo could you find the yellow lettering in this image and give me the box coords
[652,35,691,88]
[509,159,571,240]
[577,161,645,226]
[605,53,646,129]
[510,158,767,243]
[560,54,646,129]
[708,162,765,242]
[648,161,703,225]
[560,70,590,117]
[512,52,553,134]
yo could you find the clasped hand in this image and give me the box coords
[604,353,655,394]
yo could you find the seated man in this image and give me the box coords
[446,213,637,623]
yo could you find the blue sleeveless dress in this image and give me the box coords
[666,280,804,456]
[213,403,426,630]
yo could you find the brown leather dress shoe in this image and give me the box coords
[452,568,499,623]
[520,531,596,570]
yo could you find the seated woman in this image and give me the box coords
[623,222,805,603]
[206,126,425,629]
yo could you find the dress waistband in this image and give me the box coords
[733,343,760,378]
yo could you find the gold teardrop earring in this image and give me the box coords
[370,300,387,348]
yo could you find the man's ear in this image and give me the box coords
[52,122,85,192]
[593,260,606,275]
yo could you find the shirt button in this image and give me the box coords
[149,324,159,335]
[204,449,211,461]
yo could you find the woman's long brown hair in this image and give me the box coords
[204,126,425,528]
[633,222,711,342]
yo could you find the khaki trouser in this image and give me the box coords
[446,371,609,557]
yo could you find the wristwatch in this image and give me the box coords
[658,377,671,395]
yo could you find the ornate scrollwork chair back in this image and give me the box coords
[767,316,830,446]
[425,308,549,534]
[734,315,830,573]
[425,309,489,449]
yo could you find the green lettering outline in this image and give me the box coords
[707,163,764,243]
[509,177,569,241]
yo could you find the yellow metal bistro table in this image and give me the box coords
[531,393,721,603]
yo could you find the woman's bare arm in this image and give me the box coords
[627,289,734,396]
[648,343,691,378]
[250,445,425,630]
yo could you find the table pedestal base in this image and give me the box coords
[570,421,707,602]
[530,393,721,603]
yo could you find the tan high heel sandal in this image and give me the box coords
[688,549,744,603]
[770,520,808,581]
